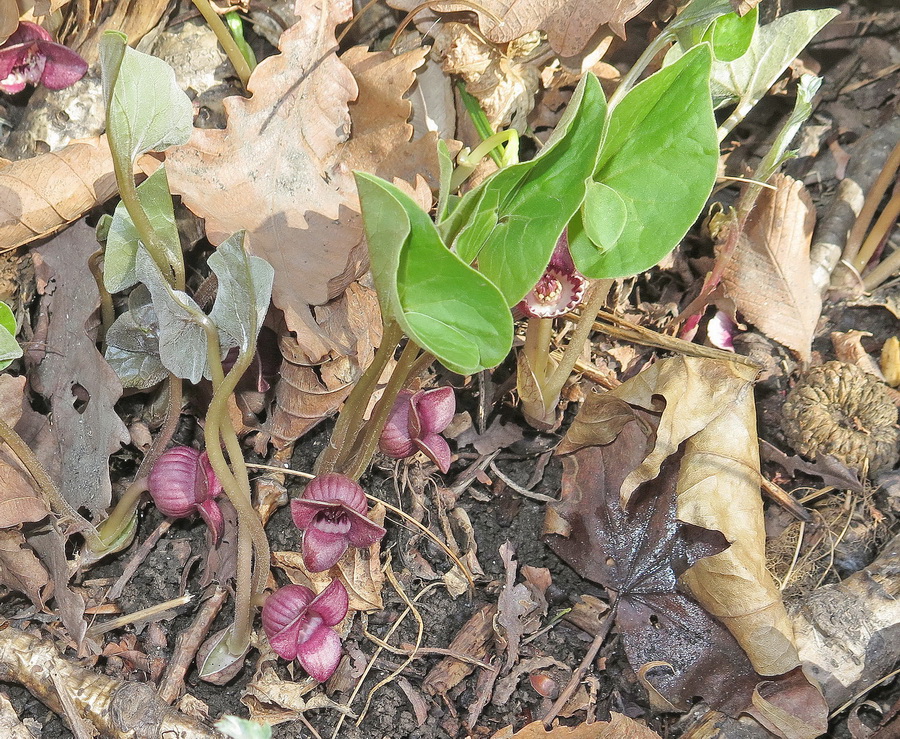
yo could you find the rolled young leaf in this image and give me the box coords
[441,73,607,306]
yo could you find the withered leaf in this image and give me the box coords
[167,10,440,340]
[497,542,542,673]
[548,361,828,732]
[596,357,799,677]
[546,406,762,713]
[0,137,120,251]
[28,221,129,515]
[0,376,49,527]
[388,0,652,56]
[490,712,662,738]
[0,529,50,608]
[721,174,820,362]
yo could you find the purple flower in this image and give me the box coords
[379,387,456,473]
[0,22,87,94]
[148,446,224,543]
[262,580,349,682]
[291,474,386,572]
[516,232,587,319]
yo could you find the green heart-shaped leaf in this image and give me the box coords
[571,44,718,279]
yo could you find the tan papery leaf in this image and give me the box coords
[0,137,120,251]
[0,375,48,527]
[489,712,661,738]
[572,356,800,676]
[167,5,440,340]
[388,0,652,56]
[0,529,50,608]
[721,174,820,362]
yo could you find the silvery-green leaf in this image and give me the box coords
[104,167,181,293]
[135,246,208,384]
[208,232,274,354]
[0,301,21,372]
[104,286,167,389]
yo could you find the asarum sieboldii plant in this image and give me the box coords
[516,233,587,319]
[262,580,349,682]
[379,387,456,473]
[0,22,88,94]
[291,473,386,572]
[148,446,225,543]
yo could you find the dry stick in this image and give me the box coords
[0,626,220,739]
[542,601,617,728]
[852,189,900,274]
[356,564,425,727]
[158,586,229,704]
[863,243,900,291]
[86,594,193,638]
[105,518,173,602]
[845,138,900,267]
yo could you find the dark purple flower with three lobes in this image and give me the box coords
[379,387,456,473]
[262,580,349,682]
[516,232,587,319]
[291,474,386,572]
[0,22,87,94]
[148,446,225,543]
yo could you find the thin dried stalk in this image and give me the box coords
[0,627,221,738]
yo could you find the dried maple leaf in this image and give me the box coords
[388,0,652,56]
[0,137,120,251]
[547,399,827,733]
[27,221,129,516]
[585,357,799,676]
[720,174,820,362]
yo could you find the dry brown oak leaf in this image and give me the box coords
[166,2,442,338]
[561,356,800,678]
[490,713,661,738]
[720,173,821,363]
[0,137,121,251]
[387,0,652,57]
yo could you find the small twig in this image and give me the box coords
[760,477,812,523]
[489,461,557,503]
[331,578,443,739]
[542,600,617,727]
[829,666,900,720]
[158,586,229,704]
[779,520,807,592]
[106,519,172,602]
[814,494,856,588]
[86,594,193,638]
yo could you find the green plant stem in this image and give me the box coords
[104,46,185,292]
[607,31,673,112]
[95,476,148,545]
[0,416,102,548]
[89,250,115,344]
[89,374,184,552]
[523,316,553,384]
[201,325,269,653]
[450,130,520,191]
[316,319,404,476]
[344,338,422,481]
[191,0,253,88]
[546,279,613,392]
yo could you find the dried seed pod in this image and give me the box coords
[782,361,900,474]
